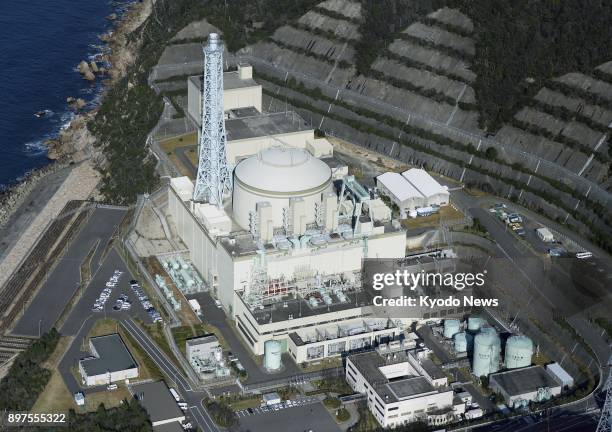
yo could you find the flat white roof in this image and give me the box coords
[536,227,553,236]
[170,176,194,196]
[402,168,448,198]
[546,362,573,384]
[376,172,424,202]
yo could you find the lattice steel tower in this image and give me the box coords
[597,352,612,432]
[193,33,232,207]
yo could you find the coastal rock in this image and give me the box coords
[106,13,118,21]
[66,97,76,104]
[43,139,60,160]
[77,61,95,81]
[75,98,87,109]
[98,32,112,42]
[90,61,99,73]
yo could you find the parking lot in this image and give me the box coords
[234,401,341,432]
[235,396,321,418]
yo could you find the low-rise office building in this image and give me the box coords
[79,334,138,386]
[346,348,456,428]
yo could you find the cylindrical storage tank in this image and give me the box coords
[232,148,332,230]
[473,330,501,377]
[443,319,461,339]
[505,335,534,369]
[467,316,485,332]
[453,332,474,353]
[264,340,282,371]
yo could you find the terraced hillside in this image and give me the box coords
[243,0,360,87]
[362,7,479,131]
[238,1,611,251]
[497,65,612,187]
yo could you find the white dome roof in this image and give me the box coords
[234,147,331,194]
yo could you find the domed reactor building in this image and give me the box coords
[167,34,407,365]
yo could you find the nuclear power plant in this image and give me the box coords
[166,33,406,364]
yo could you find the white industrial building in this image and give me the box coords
[187,63,333,165]
[186,334,220,363]
[489,365,562,408]
[188,64,262,126]
[165,34,408,366]
[79,334,139,386]
[346,346,460,428]
[376,169,450,218]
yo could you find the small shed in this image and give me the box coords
[263,392,281,406]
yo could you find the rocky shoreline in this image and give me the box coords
[0,1,153,230]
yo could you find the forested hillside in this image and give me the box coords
[464,0,612,131]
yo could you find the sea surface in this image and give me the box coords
[0,1,131,190]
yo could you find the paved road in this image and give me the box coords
[186,291,303,385]
[57,248,152,395]
[122,317,218,432]
[233,400,341,432]
[0,166,71,261]
[471,411,599,432]
[12,206,127,336]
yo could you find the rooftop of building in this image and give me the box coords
[186,334,218,347]
[289,317,397,346]
[80,334,137,377]
[401,168,449,198]
[219,219,403,259]
[228,106,261,118]
[348,349,448,403]
[225,111,311,141]
[241,288,370,326]
[490,365,560,396]
[154,422,184,432]
[387,376,436,400]
[189,70,259,92]
[132,381,185,425]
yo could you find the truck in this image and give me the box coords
[169,387,180,402]
[465,408,483,419]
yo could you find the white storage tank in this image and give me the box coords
[264,340,282,371]
[467,316,485,332]
[504,335,533,369]
[453,332,474,353]
[443,319,461,339]
[473,330,501,377]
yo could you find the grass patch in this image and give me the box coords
[31,370,76,413]
[335,407,350,422]
[228,396,261,411]
[118,324,163,381]
[323,396,341,409]
[171,324,209,356]
[81,385,132,412]
[88,318,121,339]
[401,204,465,229]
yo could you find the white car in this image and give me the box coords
[214,300,222,308]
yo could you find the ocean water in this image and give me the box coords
[0,1,131,190]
